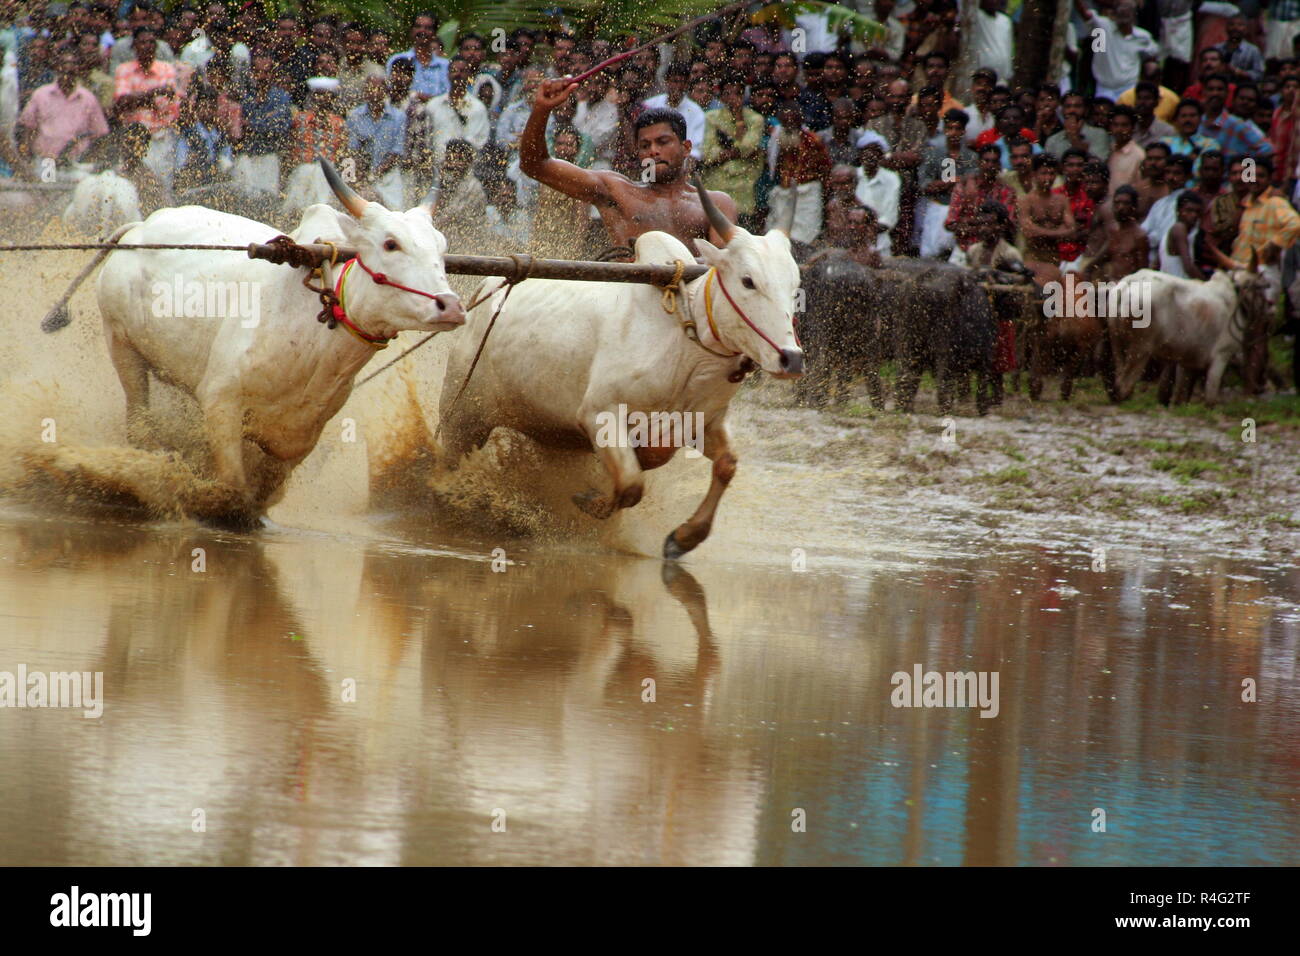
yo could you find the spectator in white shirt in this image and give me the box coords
[854,130,901,256]
[424,55,489,165]
[1075,0,1160,102]
[642,63,705,160]
[971,0,1015,85]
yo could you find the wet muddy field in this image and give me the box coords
[1,246,1297,866]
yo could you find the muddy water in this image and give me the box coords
[1,249,1298,866]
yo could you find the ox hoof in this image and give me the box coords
[41,306,72,333]
[573,489,614,520]
[663,530,691,561]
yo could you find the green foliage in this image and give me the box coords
[751,1,885,42]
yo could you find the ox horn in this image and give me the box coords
[320,158,369,218]
[692,173,734,243]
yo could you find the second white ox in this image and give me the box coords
[63,170,142,238]
[1108,267,1274,404]
[93,159,465,518]
[438,180,803,559]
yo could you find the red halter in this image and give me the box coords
[712,272,801,355]
[329,255,448,347]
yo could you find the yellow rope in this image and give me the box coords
[661,259,685,314]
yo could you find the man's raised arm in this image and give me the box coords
[519,77,613,204]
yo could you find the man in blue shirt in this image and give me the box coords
[347,73,406,208]
[386,11,448,103]
[234,52,292,194]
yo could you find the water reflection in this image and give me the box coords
[0,512,1296,865]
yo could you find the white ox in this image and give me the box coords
[63,170,142,237]
[1108,267,1274,404]
[86,160,464,518]
[438,180,803,559]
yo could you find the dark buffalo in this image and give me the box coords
[798,254,1023,416]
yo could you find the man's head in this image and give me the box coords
[664,62,691,102]
[885,78,910,115]
[1198,149,1224,185]
[1032,152,1059,191]
[1062,147,1087,186]
[720,78,746,112]
[995,104,1025,138]
[917,85,942,124]
[1174,97,1204,135]
[1036,82,1061,119]
[749,82,778,117]
[776,100,805,134]
[1087,95,1113,129]
[1112,184,1139,222]
[1164,154,1193,192]
[1008,137,1033,176]
[1134,81,1159,120]
[1083,159,1109,202]
[831,97,856,132]
[388,56,414,98]
[1230,82,1258,120]
[923,51,950,89]
[828,164,857,198]
[1202,73,1231,116]
[773,52,798,86]
[411,12,437,49]
[1228,157,1249,195]
[1248,155,1274,196]
[856,130,887,171]
[1108,104,1136,147]
[448,55,471,93]
[943,107,969,143]
[132,25,157,66]
[551,125,580,163]
[634,107,690,182]
[971,68,996,105]
[56,50,79,89]
[823,52,850,90]
[250,52,275,88]
[459,32,485,70]
[1227,14,1247,44]
[977,142,1002,180]
[1199,46,1225,79]
[443,137,474,176]
[364,72,386,109]
[309,18,333,50]
[1141,141,1170,181]
[1061,91,1087,122]
[1175,189,1204,228]
[1113,0,1137,30]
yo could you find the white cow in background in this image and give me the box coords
[62,170,143,237]
[438,178,804,559]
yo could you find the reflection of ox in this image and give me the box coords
[438,181,803,559]
[1108,268,1275,405]
[87,161,465,517]
[798,254,1001,415]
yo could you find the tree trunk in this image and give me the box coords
[952,0,982,102]
[1014,0,1070,90]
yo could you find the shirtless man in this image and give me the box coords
[520,75,739,254]
[1019,153,1075,285]
[1131,141,1171,217]
[1088,185,1150,283]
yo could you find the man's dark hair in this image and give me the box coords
[664,62,691,81]
[1037,82,1060,98]
[943,107,970,127]
[1134,80,1159,97]
[1167,154,1195,173]
[971,67,997,84]
[977,143,1002,160]
[634,107,688,142]
[1062,146,1089,164]
[1113,184,1139,203]
[1032,152,1060,170]
[1254,154,1275,173]
[918,85,942,101]
[1176,190,1205,209]
[1199,148,1224,166]
[1204,72,1233,88]
[132,25,154,41]
[1175,97,1204,115]
[1144,141,1172,157]
[1006,135,1031,152]
[802,52,827,71]
[924,50,950,67]
[1109,104,1138,123]
[1083,158,1109,179]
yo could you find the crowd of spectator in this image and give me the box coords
[2,0,1299,390]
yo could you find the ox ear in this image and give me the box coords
[765,228,792,254]
[695,237,724,265]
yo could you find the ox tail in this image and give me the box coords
[40,221,144,333]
